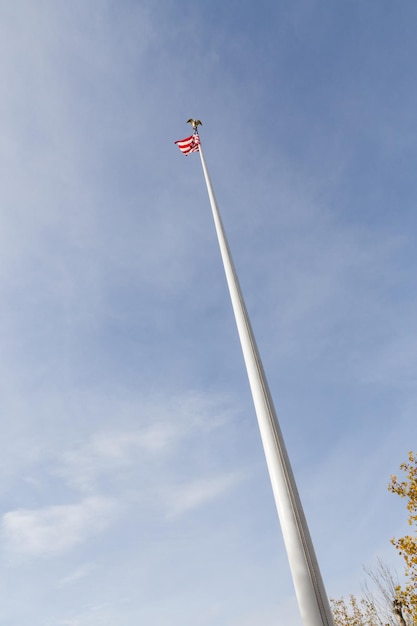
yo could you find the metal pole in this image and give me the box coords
[198,139,334,626]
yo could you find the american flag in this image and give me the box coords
[174,133,200,156]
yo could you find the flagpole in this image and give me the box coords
[197,136,335,626]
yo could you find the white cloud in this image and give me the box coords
[53,391,236,493]
[56,562,95,587]
[57,425,176,492]
[1,497,117,557]
[166,472,243,518]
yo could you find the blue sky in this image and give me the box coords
[1,1,417,625]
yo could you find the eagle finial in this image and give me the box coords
[187,118,202,130]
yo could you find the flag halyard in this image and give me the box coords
[175,133,200,156]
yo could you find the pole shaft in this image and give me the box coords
[198,142,334,626]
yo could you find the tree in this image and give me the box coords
[330,593,389,626]
[330,559,405,626]
[330,449,417,626]
[388,450,417,624]
[363,559,408,626]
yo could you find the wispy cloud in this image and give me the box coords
[166,472,243,519]
[51,390,236,494]
[56,562,95,587]
[57,425,177,493]
[1,497,117,557]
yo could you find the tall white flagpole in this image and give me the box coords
[197,135,335,626]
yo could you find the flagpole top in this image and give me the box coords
[187,118,202,132]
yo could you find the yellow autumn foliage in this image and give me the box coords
[330,594,386,626]
[331,453,417,626]
[388,451,417,623]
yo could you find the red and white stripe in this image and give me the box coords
[174,133,200,156]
